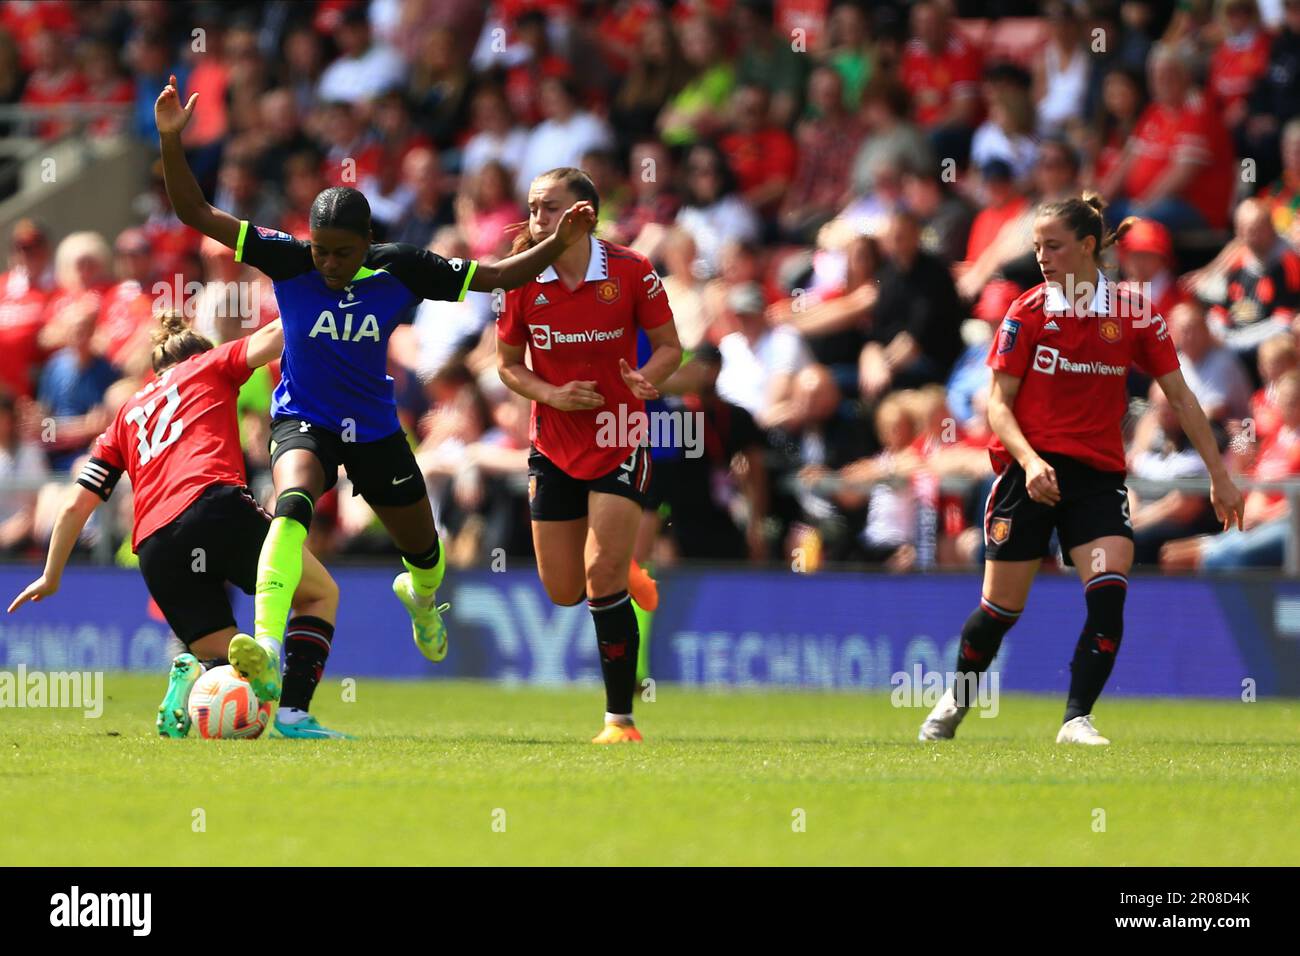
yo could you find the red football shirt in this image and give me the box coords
[498,237,674,480]
[987,274,1180,473]
[899,36,982,128]
[1125,93,1234,229]
[80,338,253,550]
[0,272,51,398]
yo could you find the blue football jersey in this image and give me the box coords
[234,222,476,441]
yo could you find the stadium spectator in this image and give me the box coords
[79,38,134,138]
[1206,197,1300,353]
[398,227,494,384]
[769,233,880,393]
[1033,1,1089,137]
[405,27,472,150]
[279,23,326,117]
[1169,300,1254,421]
[1209,0,1271,133]
[656,228,711,351]
[1162,369,1300,570]
[733,0,805,127]
[214,154,284,226]
[898,1,982,165]
[515,76,613,198]
[36,303,117,472]
[391,146,455,248]
[820,1,876,112]
[901,166,975,264]
[459,85,528,182]
[1084,65,1147,191]
[777,66,864,243]
[579,148,630,235]
[249,88,316,191]
[1116,218,1189,325]
[1129,381,1225,565]
[40,231,111,354]
[675,143,761,280]
[604,139,680,249]
[20,28,87,139]
[858,210,964,400]
[970,84,1039,184]
[95,228,155,377]
[319,100,381,189]
[719,84,797,224]
[1247,332,1300,451]
[316,4,406,106]
[501,9,573,129]
[126,28,187,141]
[0,392,44,555]
[0,219,54,400]
[1258,118,1300,239]
[1103,44,1235,231]
[716,281,811,426]
[658,15,733,148]
[358,142,415,237]
[849,80,933,201]
[455,160,522,261]
[964,160,1029,263]
[278,149,328,239]
[1241,0,1300,189]
[610,11,689,151]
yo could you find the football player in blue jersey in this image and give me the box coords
[156,76,595,711]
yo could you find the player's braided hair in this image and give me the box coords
[1038,192,1139,260]
[310,186,372,238]
[509,167,600,255]
[151,309,213,372]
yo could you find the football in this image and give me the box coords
[187,665,272,740]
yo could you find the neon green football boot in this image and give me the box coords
[392,573,450,662]
[156,652,202,738]
[227,633,282,703]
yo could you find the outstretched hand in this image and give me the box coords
[8,574,57,614]
[155,73,197,135]
[555,201,597,246]
[619,359,659,400]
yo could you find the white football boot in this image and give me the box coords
[918,687,968,741]
[1056,714,1110,745]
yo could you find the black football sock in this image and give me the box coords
[280,615,335,712]
[1065,574,1127,722]
[589,590,639,718]
[953,597,1021,706]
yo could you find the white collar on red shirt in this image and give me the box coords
[1044,269,1112,317]
[537,235,606,285]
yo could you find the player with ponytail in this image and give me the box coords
[917,192,1245,745]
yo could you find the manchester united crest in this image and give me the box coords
[989,517,1012,544]
[596,279,620,304]
[1099,317,1122,343]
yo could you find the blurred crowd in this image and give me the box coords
[4,0,1300,574]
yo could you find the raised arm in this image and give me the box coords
[155,74,241,250]
[469,202,596,292]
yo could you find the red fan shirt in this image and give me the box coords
[78,337,253,549]
[498,236,674,479]
[986,274,1180,473]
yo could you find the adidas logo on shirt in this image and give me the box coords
[534,293,549,306]
[1044,319,1060,331]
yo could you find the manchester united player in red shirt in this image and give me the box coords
[7,313,343,739]
[498,168,682,744]
[919,194,1245,746]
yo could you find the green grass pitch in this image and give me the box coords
[2,677,1297,866]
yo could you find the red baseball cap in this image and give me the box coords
[1119,218,1173,262]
